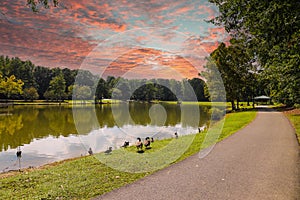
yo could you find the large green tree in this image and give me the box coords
[95,78,109,103]
[208,42,254,110]
[70,85,92,102]
[33,66,52,99]
[209,0,300,106]
[23,87,39,101]
[44,72,66,101]
[0,74,24,99]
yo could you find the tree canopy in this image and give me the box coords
[0,55,210,103]
[0,74,24,99]
[209,0,300,106]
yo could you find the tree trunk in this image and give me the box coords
[231,100,236,111]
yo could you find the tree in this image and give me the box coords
[95,78,109,103]
[23,87,39,101]
[0,74,24,99]
[34,66,52,99]
[206,42,253,110]
[75,70,96,87]
[71,85,92,102]
[188,78,208,101]
[182,79,196,101]
[209,0,300,106]
[143,81,157,102]
[201,58,226,103]
[45,72,66,101]
[43,90,55,101]
[112,78,131,100]
[62,68,77,98]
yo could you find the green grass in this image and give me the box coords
[178,110,257,160]
[0,110,257,199]
[0,157,147,199]
[285,110,300,144]
[160,101,255,112]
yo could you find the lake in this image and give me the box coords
[0,102,212,172]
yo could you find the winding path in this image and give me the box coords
[94,108,300,200]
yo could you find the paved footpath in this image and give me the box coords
[95,109,300,200]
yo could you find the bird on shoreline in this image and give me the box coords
[144,137,151,149]
[174,132,178,139]
[88,147,93,155]
[104,147,112,154]
[121,141,129,148]
[136,137,143,151]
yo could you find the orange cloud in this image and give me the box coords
[0,0,226,79]
[99,48,201,80]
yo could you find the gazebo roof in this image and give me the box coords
[254,95,271,100]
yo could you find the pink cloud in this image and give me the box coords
[0,0,226,79]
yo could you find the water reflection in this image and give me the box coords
[0,103,211,172]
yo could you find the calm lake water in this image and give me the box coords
[0,102,211,172]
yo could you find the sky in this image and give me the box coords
[0,0,228,80]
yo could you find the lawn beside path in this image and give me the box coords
[1,110,257,199]
[95,107,300,200]
[284,108,300,144]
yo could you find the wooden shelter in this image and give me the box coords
[254,95,272,104]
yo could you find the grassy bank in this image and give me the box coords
[284,109,300,144]
[0,110,257,199]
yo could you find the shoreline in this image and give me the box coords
[0,110,260,199]
[0,109,259,179]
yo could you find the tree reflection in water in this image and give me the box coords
[0,103,212,171]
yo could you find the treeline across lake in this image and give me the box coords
[0,55,209,102]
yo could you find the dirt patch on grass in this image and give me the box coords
[284,108,300,115]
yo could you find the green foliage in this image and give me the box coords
[285,111,300,144]
[209,0,300,106]
[33,66,52,99]
[0,56,210,102]
[23,87,39,101]
[204,41,255,110]
[0,74,24,99]
[44,73,66,101]
[71,85,92,101]
[188,78,207,101]
[95,78,109,103]
[201,58,226,102]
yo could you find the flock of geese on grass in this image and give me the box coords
[88,125,207,155]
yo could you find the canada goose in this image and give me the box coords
[144,137,151,149]
[136,137,143,151]
[121,141,130,148]
[104,147,112,154]
[88,147,93,155]
[16,150,22,158]
[174,132,178,139]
